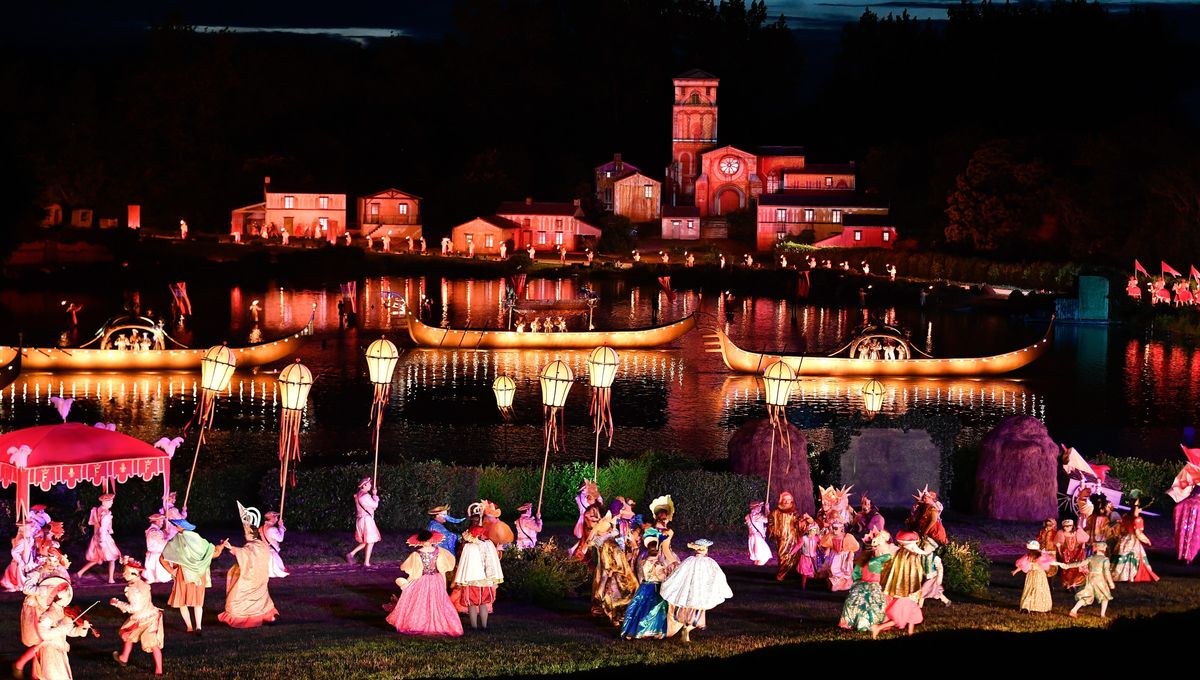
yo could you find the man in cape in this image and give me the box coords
[160,518,224,634]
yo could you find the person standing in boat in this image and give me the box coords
[249,299,261,324]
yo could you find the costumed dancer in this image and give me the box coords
[1055,518,1089,589]
[109,557,164,675]
[767,492,803,581]
[427,505,466,555]
[746,501,771,567]
[839,531,895,631]
[1012,540,1055,613]
[453,526,504,629]
[32,578,93,680]
[2,523,34,592]
[217,503,280,628]
[476,500,515,554]
[650,495,675,534]
[881,531,932,600]
[160,518,223,634]
[347,477,381,567]
[817,485,854,529]
[514,502,542,550]
[918,538,952,606]
[609,497,637,550]
[142,514,173,585]
[160,493,186,541]
[620,528,678,639]
[852,493,885,537]
[660,539,732,643]
[27,504,52,535]
[871,590,924,639]
[589,512,638,626]
[906,486,948,546]
[262,511,289,578]
[1034,518,1059,580]
[12,557,71,678]
[797,523,823,589]
[572,480,604,555]
[824,520,860,592]
[77,493,122,583]
[1169,445,1200,563]
[572,500,604,561]
[1059,541,1117,619]
[386,530,462,637]
[1113,492,1159,582]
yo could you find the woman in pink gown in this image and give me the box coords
[77,493,122,583]
[347,477,381,567]
[386,530,462,637]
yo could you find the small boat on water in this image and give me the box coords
[705,317,1053,376]
[407,313,696,349]
[0,314,307,372]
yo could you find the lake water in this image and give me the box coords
[1,275,1196,468]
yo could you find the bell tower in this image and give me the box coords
[668,70,719,203]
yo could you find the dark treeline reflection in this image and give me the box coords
[3,0,1198,261]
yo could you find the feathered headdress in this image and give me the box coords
[913,484,938,502]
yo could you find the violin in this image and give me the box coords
[63,604,100,638]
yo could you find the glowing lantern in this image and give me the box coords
[761,360,799,506]
[587,346,619,478]
[365,337,400,483]
[537,360,574,515]
[278,361,314,411]
[277,360,314,518]
[493,375,516,412]
[862,379,886,415]
[182,344,238,510]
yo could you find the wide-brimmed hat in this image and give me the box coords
[120,556,145,573]
[358,477,373,488]
[516,503,533,513]
[148,513,165,522]
[1026,540,1041,551]
[98,493,116,502]
[40,576,73,605]
[687,539,713,551]
[895,530,920,544]
[649,495,675,522]
[29,504,47,512]
[170,518,196,532]
[428,504,450,516]
[407,530,444,547]
[642,527,662,546]
[748,501,764,510]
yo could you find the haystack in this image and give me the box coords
[973,415,1058,521]
[728,419,814,515]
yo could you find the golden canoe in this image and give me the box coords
[705,318,1053,376]
[407,313,696,349]
[0,332,306,372]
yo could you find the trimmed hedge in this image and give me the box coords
[500,539,591,606]
[939,539,991,597]
[478,457,653,522]
[644,469,766,533]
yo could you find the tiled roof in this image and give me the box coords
[478,215,521,230]
[496,200,581,217]
[662,205,701,218]
[676,69,718,80]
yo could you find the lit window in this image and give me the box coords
[804,209,814,222]
[883,231,891,242]
[485,234,494,248]
[644,185,653,199]
[369,203,379,217]
[284,195,295,209]
[777,231,786,241]
[672,220,681,228]
[319,217,329,232]
[523,219,531,228]
[319,196,329,209]
[832,210,842,224]
[776,208,786,221]
[556,219,564,229]
[555,231,564,245]
[854,230,863,241]
[538,231,547,245]
[687,220,695,231]
[825,177,833,187]
[399,203,408,215]
[465,233,473,243]
[606,171,612,178]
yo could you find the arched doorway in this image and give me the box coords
[715,187,743,215]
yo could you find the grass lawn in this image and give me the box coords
[4,517,1197,678]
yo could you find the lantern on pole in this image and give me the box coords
[586,346,618,479]
[493,375,516,421]
[862,379,886,417]
[365,337,400,484]
[276,360,314,519]
[182,344,236,511]
[762,360,797,507]
[537,360,574,515]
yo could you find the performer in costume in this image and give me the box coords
[217,503,280,628]
[1113,493,1159,582]
[1012,540,1055,613]
[12,564,71,678]
[797,522,823,589]
[839,531,895,631]
[427,505,466,555]
[824,520,860,592]
[386,530,462,637]
[589,512,639,626]
[817,485,854,528]
[1175,486,1200,564]
[77,493,122,583]
[906,486,948,546]
[32,578,93,680]
[1034,518,1059,579]
[160,518,224,633]
[514,502,542,550]
[918,538,951,605]
[881,531,933,600]
[746,501,771,567]
[852,493,885,537]
[27,505,52,535]
[2,523,34,592]
[649,495,675,533]
[262,511,289,578]
[620,528,677,639]
[573,479,604,549]
[871,591,924,639]
[346,477,381,567]
[572,501,605,560]
[767,492,803,581]
[660,539,732,642]
[1060,541,1116,618]
[142,514,173,585]
[453,526,504,629]
[160,493,185,542]
[609,497,637,550]
[475,500,515,554]
[109,557,164,675]
[1054,518,1089,589]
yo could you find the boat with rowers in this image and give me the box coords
[704,317,1053,376]
[406,313,697,349]
[0,314,308,372]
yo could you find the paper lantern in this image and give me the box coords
[365,337,399,386]
[862,379,886,414]
[539,360,574,408]
[278,360,314,412]
[493,375,516,410]
[762,360,796,407]
[586,346,619,388]
[200,345,236,393]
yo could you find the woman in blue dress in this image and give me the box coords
[620,528,678,639]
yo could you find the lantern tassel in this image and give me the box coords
[369,383,389,484]
[181,388,218,511]
[279,409,303,489]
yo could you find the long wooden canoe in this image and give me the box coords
[0,331,306,372]
[705,318,1053,376]
[407,313,696,349]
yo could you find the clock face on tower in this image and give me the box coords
[719,156,740,176]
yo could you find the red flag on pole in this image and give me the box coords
[1163,261,1182,277]
[1191,265,1200,282]
[657,276,677,302]
[1133,260,1149,277]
